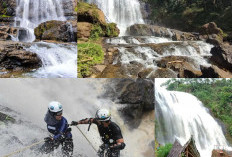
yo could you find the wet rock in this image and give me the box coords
[0,111,15,123]
[200,65,232,78]
[149,68,178,78]
[210,44,232,71]
[138,68,154,78]
[96,65,127,78]
[34,20,77,42]
[127,24,197,41]
[0,41,42,71]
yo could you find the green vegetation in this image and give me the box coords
[156,143,173,157]
[146,0,232,33]
[164,78,232,142]
[78,2,119,39]
[78,42,104,77]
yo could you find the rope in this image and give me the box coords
[3,140,44,157]
[74,126,98,153]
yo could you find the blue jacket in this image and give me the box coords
[44,111,72,140]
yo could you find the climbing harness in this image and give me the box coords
[3,140,44,157]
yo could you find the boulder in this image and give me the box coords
[77,2,106,25]
[210,44,232,71]
[199,22,224,45]
[96,64,127,78]
[0,41,42,71]
[34,20,77,42]
[127,24,197,41]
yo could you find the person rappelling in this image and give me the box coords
[71,109,126,157]
[40,101,73,157]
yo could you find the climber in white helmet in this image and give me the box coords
[71,108,125,157]
[40,101,73,157]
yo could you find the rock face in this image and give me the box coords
[62,0,77,20]
[0,41,42,71]
[210,44,232,71]
[199,22,224,45]
[127,24,198,41]
[34,20,77,42]
[105,79,154,128]
[0,0,16,16]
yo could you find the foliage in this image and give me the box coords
[78,42,104,77]
[147,0,232,32]
[156,143,173,157]
[164,79,232,139]
[90,24,104,39]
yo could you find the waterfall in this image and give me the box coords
[155,85,231,157]
[87,0,144,35]
[15,0,66,42]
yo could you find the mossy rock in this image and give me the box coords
[77,2,106,25]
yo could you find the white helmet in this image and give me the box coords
[95,109,111,121]
[48,101,63,113]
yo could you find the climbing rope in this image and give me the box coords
[73,125,98,153]
[3,140,44,157]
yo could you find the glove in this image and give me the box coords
[44,136,52,142]
[71,121,78,126]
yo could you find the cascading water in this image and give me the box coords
[15,0,66,42]
[0,79,153,157]
[24,42,77,78]
[155,84,231,157]
[106,36,214,77]
[87,0,144,35]
[11,0,77,78]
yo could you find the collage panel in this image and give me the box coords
[0,78,155,157]
[77,0,232,78]
[155,78,232,157]
[0,0,77,78]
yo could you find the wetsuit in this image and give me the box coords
[92,119,123,157]
[41,111,73,157]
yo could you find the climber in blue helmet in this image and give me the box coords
[40,101,73,157]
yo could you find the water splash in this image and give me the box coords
[24,42,77,78]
